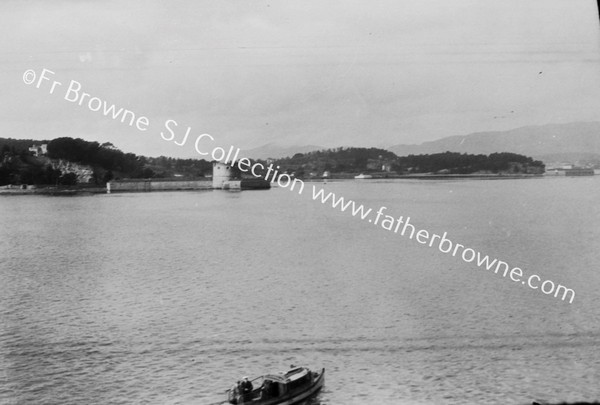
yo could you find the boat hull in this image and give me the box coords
[231,368,324,405]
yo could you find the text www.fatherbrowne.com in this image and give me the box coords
[23,67,575,304]
[310,185,575,304]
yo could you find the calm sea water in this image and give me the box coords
[1,177,599,405]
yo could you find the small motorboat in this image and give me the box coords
[227,366,325,405]
[354,173,372,179]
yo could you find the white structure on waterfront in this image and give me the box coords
[212,161,241,189]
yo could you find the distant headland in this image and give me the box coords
[0,135,579,195]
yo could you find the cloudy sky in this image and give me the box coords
[2,0,600,157]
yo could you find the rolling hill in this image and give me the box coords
[387,122,600,164]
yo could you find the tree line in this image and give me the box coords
[272,148,545,176]
[394,151,544,174]
[0,138,545,186]
[0,137,213,186]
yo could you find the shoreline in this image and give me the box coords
[0,186,107,196]
[0,174,557,196]
[301,173,546,181]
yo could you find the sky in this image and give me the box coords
[2,0,600,158]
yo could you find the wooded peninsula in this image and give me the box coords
[0,137,545,187]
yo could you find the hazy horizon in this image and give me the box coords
[2,1,600,158]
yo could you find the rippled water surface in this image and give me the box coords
[1,177,599,404]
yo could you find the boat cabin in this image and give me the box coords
[260,367,312,398]
[228,366,321,404]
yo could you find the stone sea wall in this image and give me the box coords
[107,179,212,192]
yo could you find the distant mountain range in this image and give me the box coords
[246,122,600,165]
[388,122,600,164]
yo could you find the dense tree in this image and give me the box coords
[58,172,78,186]
[270,148,544,177]
[0,137,215,185]
[392,151,544,174]
[103,170,114,183]
[0,137,546,187]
